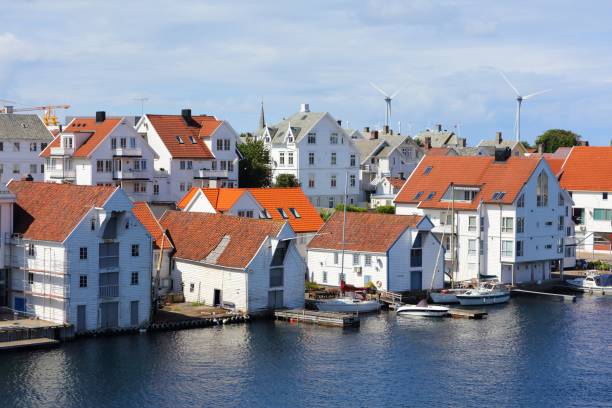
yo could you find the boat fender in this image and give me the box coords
[376,281,382,288]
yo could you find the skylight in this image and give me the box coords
[289,208,301,218]
[260,209,272,219]
[492,192,506,200]
[277,208,288,219]
[188,136,197,144]
[176,136,184,144]
[425,192,436,201]
[414,191,424,200]
[423,166,433,175]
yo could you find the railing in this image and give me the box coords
[46,168,76,179]
[195,169,229,179]
[50,147,74,156]
[112,147,142,156]
[99,284,119,298]
[113,170,149,180]
[0,188,14,200]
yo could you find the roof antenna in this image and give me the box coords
[133,97,149,117]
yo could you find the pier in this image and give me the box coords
[511,289,576,302]
[0,338,59,352]
[447,309,488,319]
[274,309,360,328]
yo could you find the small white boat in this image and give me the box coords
[397,299,449,317]
[566,273,612,295]
[316,297,381,313]
[430,289,468,304]
[456,283,510,306]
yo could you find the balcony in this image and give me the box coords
[46,168,76,179]
[112,147,142,157]
[113,170,149,180]
[50,147,74,156]
[195,169,229,179]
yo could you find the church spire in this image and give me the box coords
[258,100,266,130]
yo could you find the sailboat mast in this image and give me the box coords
[340,172,348,287]
[450,183,455,288]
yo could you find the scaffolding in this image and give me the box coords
[9,234,71,323]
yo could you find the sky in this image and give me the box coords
[1,0,612,146]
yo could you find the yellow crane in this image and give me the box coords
[1,101,70,126]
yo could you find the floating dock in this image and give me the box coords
[0,337,59,352]
[447,309,488,319]
[274,309,360,328]
[511,289,576,302]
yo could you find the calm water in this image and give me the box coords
[1,296,611,408]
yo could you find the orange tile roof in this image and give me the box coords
[9,181,116,242]
[425,147,453,156]
[132,202,173,250]
[544,157,564,176]
[178,187,324,233]
[395,155,541,210]
[386,177,406,190]
[146,114,219,159]
[160,211,285,268]
[557,147,612,192]
[308,211,425,253]
[40,118,122,158]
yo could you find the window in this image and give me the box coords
[559,192,565,206]
[29,164,37,174]
[331,152,337,165]
[189,283,195,293]
[27,243,35,257]
[153,184,159,195]
[330,133,338,144]
[558,216,564,231]
[289,208,301,218]
[517,194,525,208]
[425,192,435,201]
[13,142,20,152]
[131,244,139,257]
[176,136,184,144]
[187,160,193,170]
[288,152,294,165]
[97,160,104,172]
[468,216,477,231]
[557,238,564,254]
[79,275,88,288]
[131,272,139,285]
[279,152,285,165]
[99,243,119,269]
[308,152,315,165]
[13,164,19,174]
[220,161,227,171]
[270,266,284,287]
[604,193,609,200]
[593,209,612,221]
[517,217,525,233]
[423,166,432,175]
[501,240,513,257]
[414,191,423,200]
[308,175,315,188]
[468,239,477,256]
[365,255,372,266]
[307,133,316,144]
[352,254,360,266]
[480,216,485,231]
[492,192,506,201]
[91,218,96,231]
[41,142,47,151]
[516,241,524,256]
[111,138,117,149]
[0,142,3,151]
[350,175,356,188]
[277,208,288,219]
[328,197,334,208]
[330,175,337,188]
[217,139,223,150]
[334,253,339,264]
[180,161,186,170]
[411,233,422,267]
[224,139,230,150]
[120,138,127,148]
[536,171,549,207]
[0,164,3,174]
[322,271,328,283]
[27,272,34,285]
[350,154,356,167]
[501,217,513,233]
[30,142,37,152]
[80,247,88,260]
[130,137,136,148]
[189,136,197,144]
[105,160,112,172]
[440,212,452,225]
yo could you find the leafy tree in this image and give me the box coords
[375,205,395,214]
[237,136,271,188]
[274,173,299,187]
[535,129,580,153]
[520,141,532,150]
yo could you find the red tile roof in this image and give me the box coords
[146,114,219,159]
[395,155,541,210]
[557,147,612,192]
[132,202,173,250]
[386,177,406,190]
[425,147,453,156]
[8,181,116,242]
[40,118,122,158]
[201,188,246,212]
[160,211,285,268]
[308,211,425,253]
[544,157,564,176]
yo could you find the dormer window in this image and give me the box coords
[176,136,184,144]
[265,136,271,143]
[288,136,294,143]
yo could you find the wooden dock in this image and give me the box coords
[274,309,360,328]
[447,309,488,319]
[0,337,59,352]
[511,289,576,303]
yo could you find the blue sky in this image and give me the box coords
[1,0,612,145]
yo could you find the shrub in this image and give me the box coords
[335,203,367,212]
[375,205,395,214]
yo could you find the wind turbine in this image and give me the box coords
[499,72,550,142]
[370,82,405,129]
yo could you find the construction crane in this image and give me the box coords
[0,101,70,126]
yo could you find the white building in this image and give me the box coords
[307,212,443,291]
[0,112,53,183]
[41,112,158,202]
[135,109,240,203]
[258,104,361,207]
[550,147,612,255]
[7,181,153,332]
[160,211,305,314]
[370,177,406,209]
[394,152,574,284]
[0,184,15,308]
[476,131,527,157]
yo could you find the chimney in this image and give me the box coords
[494,147,512,162]
[383,125,390,134]
[337,120,342,127]
[95,111,106,122]
[24,174,34,181]
[495,131,503,145]
[364,126,370,133]
[372,130,379,140]
[537,143,543,154]
[459,137,466,147]
[181,108,192,120]
[436,124,442,132]
[300,103,310,113]
[59,124,63,132]
[425,136,432,149]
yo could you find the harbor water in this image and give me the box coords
[1,296,611,408]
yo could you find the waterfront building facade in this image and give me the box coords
[136,109,240,203]
[160,211,305,313]
[0,113,53,184]
[0,185,15,308]
[41,112,158,202]
[7,181,153,332]
[258,104,361,207]
[394,152,575,284]
[307,212,443,292]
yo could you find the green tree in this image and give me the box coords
[237,136,271,188]
[335,203,367,212]
[535,129,580,153]
[375,205,395,214]
[274,173,299,187]
[520,141,532,150]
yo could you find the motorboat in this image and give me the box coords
[316,297,381,313]
[566,273,612,295]
[396,299,449,317]
[456,282,510,306]
[430,288,468,304]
